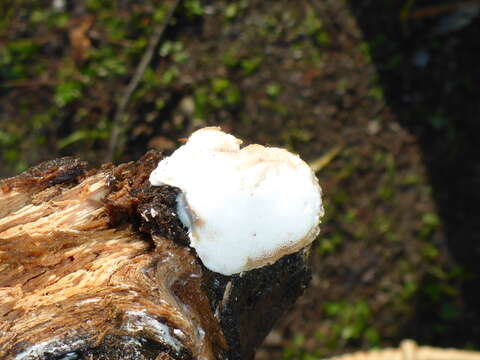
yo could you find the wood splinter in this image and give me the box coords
[0,150,313,360]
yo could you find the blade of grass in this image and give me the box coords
[309,145,343,173]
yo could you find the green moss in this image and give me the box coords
[317,232,343,255]
[282,333,322,360]
[193,86,209,119]
[241,56,262,75]
[191,78,242,117]
[429,113,449,130]
[58,126,109,149]
[54,81,83,107]
[422,243,440,260]
[373,214,393,234]
[266,83,281,99]
[7,40,40,61]
[153,6,167,22]
[212,78,231,93]
[222,50,241,68]
[86,0,113,11]
[359,42,373,63]
[368,86,385,102]
[159,40,189,63]
[319,300,381,349]
[161,66,179,86]
[402,174,422,185]
[420,213,440,240]
[183,0,204,17]
[30,9,69,29]
[303,8,330,46]
[225,4,239,19]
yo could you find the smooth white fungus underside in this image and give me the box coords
[149,127,324,275]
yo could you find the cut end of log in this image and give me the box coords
[0,151,311,360]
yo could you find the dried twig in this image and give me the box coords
[411,0,480,19]
[2,79,59,88]
[106,0,182,162]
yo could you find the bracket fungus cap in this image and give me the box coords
[150,127,324,275]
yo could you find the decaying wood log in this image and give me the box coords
[327,340,480,360]
[0,152,311,360]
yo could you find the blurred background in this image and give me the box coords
[1,0,479,358]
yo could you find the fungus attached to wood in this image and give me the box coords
[149,127,324,275]
[0,147,315,360]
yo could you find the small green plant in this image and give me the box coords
[303,9,330,46]
[58,123,109,149]
[7,39,40,61]
[317,232,342,254]
[241,57,262,75]
[54,81,83,107]
[318,300,380,349]
[159,40,189,63]
[429,113,448,130]
[266,83,281,99]
[161,66,180,86]
[222,50,241,68]
[368,86,385,102]
[282,334,322,360]
[183,0,203,17]
[212,78,231,94]
[86,0,110,11]
[225,4,239,19]
[0,129,26,173]
[419,212,440,240]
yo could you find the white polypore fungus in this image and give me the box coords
[149,127,324,275]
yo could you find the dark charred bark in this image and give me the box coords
[0,151,311,360]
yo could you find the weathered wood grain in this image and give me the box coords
[0,152,311,360]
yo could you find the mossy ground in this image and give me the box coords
[1,0,479,358]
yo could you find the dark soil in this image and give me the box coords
[1,0,479,358]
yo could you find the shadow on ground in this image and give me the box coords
[348,0,480,346]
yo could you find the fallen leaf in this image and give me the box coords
[69,14,95,62]
[148,136,177,151]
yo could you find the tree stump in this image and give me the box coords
[0,151,311,360]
